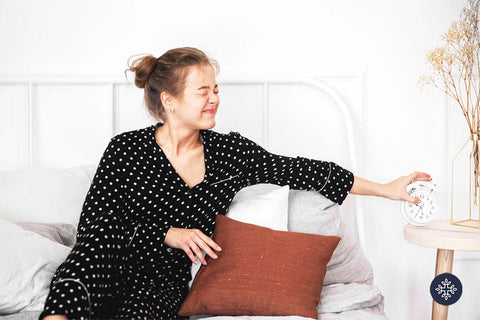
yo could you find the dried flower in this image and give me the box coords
[420,0,480,205]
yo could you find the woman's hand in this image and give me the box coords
[164,227,222,265]
[382,171,432,204]
[43,316,68,320]
[350,171,432,204]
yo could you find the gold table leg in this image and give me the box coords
[431,249,454,320]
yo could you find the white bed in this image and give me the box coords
[0,75,386,319]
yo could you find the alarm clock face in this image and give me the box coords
[400,181,438,226]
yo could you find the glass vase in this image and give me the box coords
[451,133,480,228]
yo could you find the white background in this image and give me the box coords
[1,0,478,319]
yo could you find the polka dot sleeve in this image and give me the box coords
[77,136,126,236]
[230,131,354,205]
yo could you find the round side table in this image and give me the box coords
[404,219,480,320]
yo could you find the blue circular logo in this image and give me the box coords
[430,272,462,305]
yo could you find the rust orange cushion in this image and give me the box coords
[178,214,341,319]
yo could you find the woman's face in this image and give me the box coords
[170,63,219,130]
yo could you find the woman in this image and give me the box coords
[40,47,430,320]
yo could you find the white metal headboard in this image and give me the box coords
[0,75,365,252]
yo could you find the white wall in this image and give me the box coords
[1,0,477,319]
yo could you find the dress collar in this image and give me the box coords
[152,122,209,149]
[151,122,213,188]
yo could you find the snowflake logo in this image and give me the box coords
[430,272,462,306]
[434,277,458,301]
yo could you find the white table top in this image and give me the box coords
[404,219,480,251]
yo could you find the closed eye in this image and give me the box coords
[198,90,219,96]
[197,84,219,96]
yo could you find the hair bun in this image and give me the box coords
[127,54,157,89]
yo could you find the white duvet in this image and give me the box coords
[0,220,71,315]
[0,178,387,320]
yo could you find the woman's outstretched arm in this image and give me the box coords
[350,171,432,204]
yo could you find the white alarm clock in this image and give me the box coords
[400,180,439,226]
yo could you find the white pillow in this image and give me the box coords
[0,165,96,226]
[0,219,71,314]
[226,184,290,231]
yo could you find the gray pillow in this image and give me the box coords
[288,189,373,285]
[14,222,77,247]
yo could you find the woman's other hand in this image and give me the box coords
[383,171,432,204]
[350,172,432,203]
[164,227,222,265]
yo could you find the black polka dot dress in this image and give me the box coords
[39,122,354,320]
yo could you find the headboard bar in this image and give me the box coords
[0,75,365,253]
